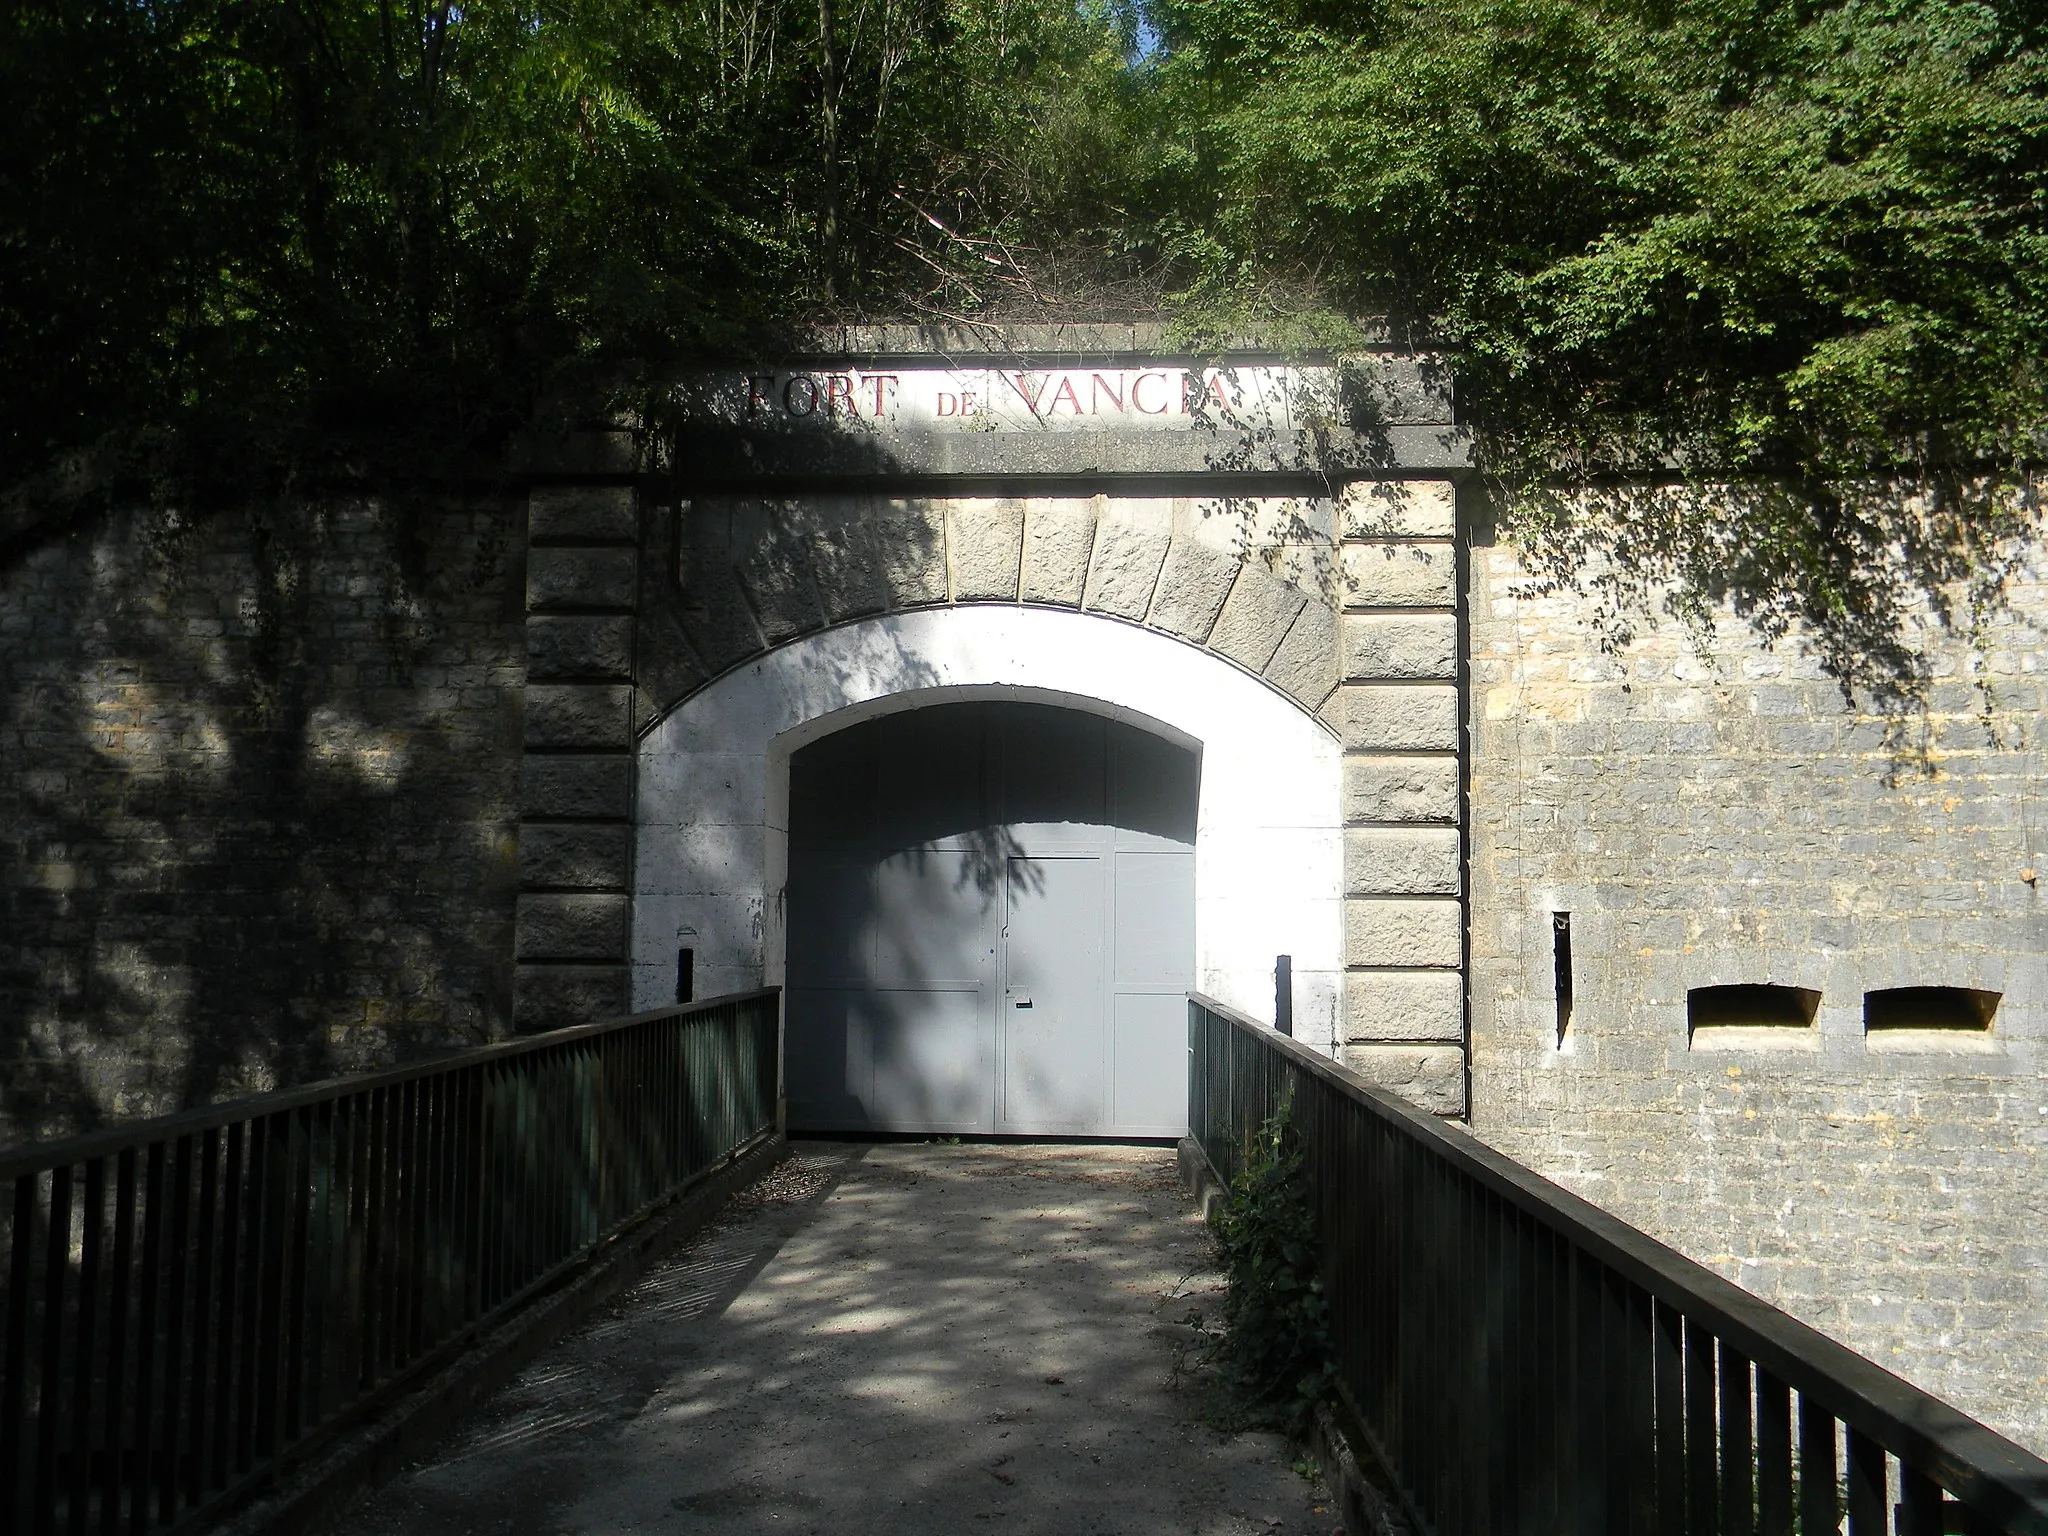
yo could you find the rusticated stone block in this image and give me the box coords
[1343,755,1459,824]
[731,498,826,643]
[871,498,951,609]
[528,485,637,543]
[1146,534,1239,643]
[516,893,630,961]
[1340,684,1459,752]
[1339,1045,1466,1116]
[520,756,632,820]
[513,963,631,1032]
[519,824,631,890]
[1346,898,1463,967]
[1018,497,1097,605]
[802,496,895,621]
[1345,969,1463,1042]
[527,615,634,680]
[1342,542,1456,608]
[1083,499,1173,619]
[523,684,634,749]
[527,547,639,611]
[1337,479,1457,538]
[948,498,1025,601]
[1263,598,1340,709]
[1343,613,1457,680]
[1208,566,1307,676]
[1345,827,1461,895]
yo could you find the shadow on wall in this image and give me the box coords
[0,494,524,1144]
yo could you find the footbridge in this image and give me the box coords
[3,991,2045,1536]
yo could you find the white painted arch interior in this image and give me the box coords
[632,604,1344,1048]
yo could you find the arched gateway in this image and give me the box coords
[514,326,1472,1130]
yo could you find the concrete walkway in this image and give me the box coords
[327,1143,1337,1536]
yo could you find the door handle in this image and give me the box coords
[1012,997,1033,1009]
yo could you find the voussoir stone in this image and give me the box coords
[1083,499,1173,619]
[1207,565,1308,675]
[1019,497,1098,605]
[948,498,1026,601]
[1263,598,1340,710]
[1146,535,1240,643]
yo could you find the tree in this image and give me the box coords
[1135,0,2048,705]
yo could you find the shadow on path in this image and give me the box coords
[324,1143,1336,1536]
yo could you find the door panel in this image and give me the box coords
[1113,851,1196,986]
[786,701,1196,1138]
[1000,855,1106,1133]
[871,850,991,987]
[1111,993,1189,1134]
[786,986,991,1132]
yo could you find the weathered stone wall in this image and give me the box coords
[1465,513,2048,1453]
[520,470,1478,1113]
[0,494,525,1144]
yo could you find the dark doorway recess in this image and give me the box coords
[784,701,1198,1137]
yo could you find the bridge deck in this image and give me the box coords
[325,1143,1333,1536]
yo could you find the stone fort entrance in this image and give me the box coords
[511,325,1473,1124]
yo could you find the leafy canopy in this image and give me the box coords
[5,0,2046,699]
[1139,0,2048,700]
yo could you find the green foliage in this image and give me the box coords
[1136,0,2048,705]
[7,0,2045,699]
[0,0,1137,504]
[1207,1113,1333,1436]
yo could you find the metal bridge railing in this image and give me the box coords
[1,989,781,1535]
[1189,993,2048,1536]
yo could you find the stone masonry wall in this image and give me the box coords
[521,472,1477,1116]
[0,494,525,1145]
[1466,516,2048,1453]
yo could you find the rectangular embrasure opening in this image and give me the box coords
[1552,912,1573,1046]
[1688,983,1822,1051]
[1864,986,2001,1052]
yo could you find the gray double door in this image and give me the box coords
[785,702,1196,1137]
